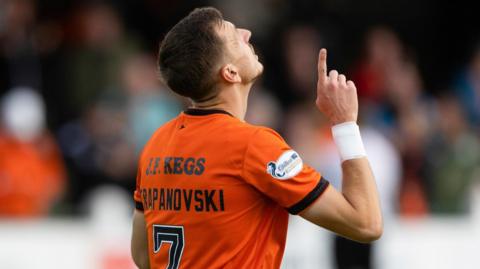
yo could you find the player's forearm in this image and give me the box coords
[311,48,382,242]
[340,157,383,241]
[329,121,383,241]
[131,210,150,269]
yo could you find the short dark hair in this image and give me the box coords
[158,7,224,101]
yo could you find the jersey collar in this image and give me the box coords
[184,108,234,117]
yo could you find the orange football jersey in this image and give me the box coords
[134,109,329,268]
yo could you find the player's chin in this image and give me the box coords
[251,66,263,83]
[256,60,264,74]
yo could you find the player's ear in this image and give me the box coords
[220,64,242,83]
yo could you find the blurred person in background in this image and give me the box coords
[121,53,183,155]
[64,2,139,117]
[350,26,408,140]
[453,43,480,129]
[351,26,404,105]
[424,94,480,214]
[57,95,137,213]
[352,26,432,217]
[0,87,66,217]
[383,60,433,217]
[54,3,143,213]
[282,25,324,105]
[0,0,41,94]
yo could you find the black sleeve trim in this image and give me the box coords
[135,201,144,211]
[287,177,330,215]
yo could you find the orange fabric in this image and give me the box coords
[399,179,428,217]
[0,133,66,217]
[134,111,323,269]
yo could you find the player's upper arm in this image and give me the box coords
[242,127,324,211]
[299,184,382,243]
[242,127,381,242]
[131,209,150,269]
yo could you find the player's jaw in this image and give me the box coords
[239,48,264,84]
[237,29,264,83]
[219,20,263,84]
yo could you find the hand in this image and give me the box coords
[315,49,358,125]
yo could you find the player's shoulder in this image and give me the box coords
[232,121,285,145]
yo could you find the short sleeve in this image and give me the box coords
[242,128,329,214]
[133,163,144,211]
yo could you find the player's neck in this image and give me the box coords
[191,84,252,121]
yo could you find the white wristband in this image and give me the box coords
[331,121,366,161]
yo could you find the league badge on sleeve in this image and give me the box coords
[266,150,303,180]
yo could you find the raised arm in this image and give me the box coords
[299,49,383,243]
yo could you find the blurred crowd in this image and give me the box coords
[0,0,479,222]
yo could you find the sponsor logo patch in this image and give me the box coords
[266,150,303,180]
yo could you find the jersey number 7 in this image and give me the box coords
[153,225,185,269]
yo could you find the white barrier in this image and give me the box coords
[0,215,479,269]
[283,215,480,269]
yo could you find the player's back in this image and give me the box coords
[134,109,294,268]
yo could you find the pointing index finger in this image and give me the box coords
[318,48,327,82]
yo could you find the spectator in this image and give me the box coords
[0,87,66,217]
[121,53,182,154]
[57,98,136,213]
[282,25,323,104]
[351,26,404,103]
[386,61,432,217]
[0,0,41,93]
[424,95,480,214]
[453,43,480,128]
[64,2,139,117]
